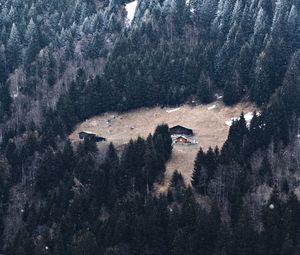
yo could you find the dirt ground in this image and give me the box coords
[69,101,257,192]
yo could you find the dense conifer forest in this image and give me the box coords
[0,0,300,254]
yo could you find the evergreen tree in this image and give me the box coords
[197,72,213,103]
[223,70,244,105]
[0,82,12,121]
[281,50,300,115]
[7,23,22,70]
[251,53,272,106]
[153,124,173,161]
[36,147,61,196]
[259,156,272,186]
[0,45,7,83]
[191,148,204,189]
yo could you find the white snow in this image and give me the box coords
[125,0,138,24]
[217,96,223,100]
[244,112,254,122]
[225,120,233,126]
[208,105,217,111]
[269,204,274,209]
[82,130,96,135]
[167,108,181,113]
[225,117,238,127]
[225,112,261,127]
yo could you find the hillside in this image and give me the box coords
[0,0,300,254]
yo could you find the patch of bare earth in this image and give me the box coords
[69,101,257,193]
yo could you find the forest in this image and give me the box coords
[0,0,299,254]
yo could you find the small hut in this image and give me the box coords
[79,131,106,142]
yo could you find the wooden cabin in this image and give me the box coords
[79,131,106,142]
[170,125,193,136]
[174,136,189,144]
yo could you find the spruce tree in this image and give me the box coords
[7,23,22,70]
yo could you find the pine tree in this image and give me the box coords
[281,50,300,115]
[25,18,38,45]
[197,72,213,103]
[259,156,272,185]
[7,23,22,70]
[262,187,284,255]
[0,82,12,121]
[223,70,244,105]
[232,210,258,255]
[144,134,165,193]
[36,147,61,196]
[153,124,173,161]
[251,53,272,106]
[0,45,7,83]
[192,148,206,193]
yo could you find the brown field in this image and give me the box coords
[69,101,257,192]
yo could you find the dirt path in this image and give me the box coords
[70,102,257,192]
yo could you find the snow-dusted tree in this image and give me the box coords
[251,52,272,106]
[25,18,38,45]
[28,3,37,18]
[198,0,218,27]
[8,6,18,24]
[281,50,300,114]
[7,23,22,70]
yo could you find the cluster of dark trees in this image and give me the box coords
[4,118,300,254]
[0,0,299,130]
[39,0,300,133]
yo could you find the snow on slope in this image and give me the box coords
[125,0,138,25]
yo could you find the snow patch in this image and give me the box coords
[225,112,260,127]
[125,0,138,25]
[208,105,217,111]
[225,118,238,127]
[244,112,254,122]
[167,108,181,113]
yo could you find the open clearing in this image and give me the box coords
[70,102,257,192]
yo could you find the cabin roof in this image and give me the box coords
[175,135,188,139]
[79,131,97,135]
[170,125,193,132]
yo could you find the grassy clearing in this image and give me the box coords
[70,101,257,192]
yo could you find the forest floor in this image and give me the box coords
[69,101,257,192]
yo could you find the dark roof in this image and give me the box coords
[170,125,193,132]
[95,136,106,142]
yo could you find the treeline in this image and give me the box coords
[4,124,174,254]
[5,121,300,254]
[44,0,300,134]
[1,0,300,132]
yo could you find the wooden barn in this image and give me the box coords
[170,125,193,136]
[79,131,106,142]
